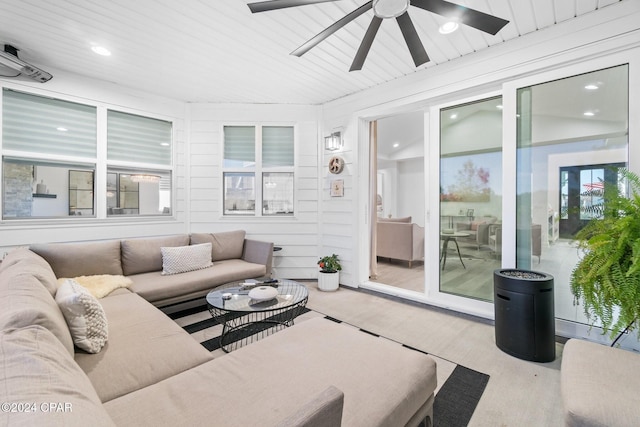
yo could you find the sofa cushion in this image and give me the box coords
[276,386,344,427]
[0,248,59,296]
[190,230,246,261]
[0,262,75,356]
[30,240,124,278]
[561,338,640,427]
[56,279,109,354]
[74,292,213,402]
[104,317,436,427]
[121,235,190,275]
[161,243,213,275]
[0,326,115,427]
[129,259,267,305]
[470,220,485,231]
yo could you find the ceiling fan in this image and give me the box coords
[248,0,509,71]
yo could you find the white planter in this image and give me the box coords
[318,271,339,292]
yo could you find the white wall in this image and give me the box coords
[139,181,161,215]
[31,166,69,217]
[187,103,321,280]
[397,158,425,227]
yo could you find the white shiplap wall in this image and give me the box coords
[317,120,358,287]
[187,103,321,280]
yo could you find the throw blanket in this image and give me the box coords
[57,275,132,299]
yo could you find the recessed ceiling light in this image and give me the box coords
[393,143,400,148]
[584,111,595,116]
[584,84,599,90]
[91,46,111,56]
[439,21,459,34]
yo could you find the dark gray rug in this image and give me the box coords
[433,365,490,427]
[169,303,490,427]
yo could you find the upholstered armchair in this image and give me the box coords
[488,225,502,254]
[455,216,498,250]
[488,223,542,262]
[376,217,425,268]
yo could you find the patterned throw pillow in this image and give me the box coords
[161,243,213,275]
[55,279,108,354]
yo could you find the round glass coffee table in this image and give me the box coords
[206,279,308,352]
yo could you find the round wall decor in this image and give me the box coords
[329,156,345,174]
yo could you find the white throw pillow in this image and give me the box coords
[161,243,213,275]
[55,279,108,354]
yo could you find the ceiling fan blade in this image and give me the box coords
[396,12,429,67]
[411,0,509,35]
[291,1,373,57]
[350,16,382,71]
[248,0,338,13]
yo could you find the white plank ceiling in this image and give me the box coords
[0,0,625,104]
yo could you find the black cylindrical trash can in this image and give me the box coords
[494,269,555,362]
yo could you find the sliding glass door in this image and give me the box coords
[438,96,503,302]
[515,64,629,327]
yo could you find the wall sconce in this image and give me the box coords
[324,132,342,151]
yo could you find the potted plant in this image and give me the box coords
[317,254,341,292]
[570,168,640,345]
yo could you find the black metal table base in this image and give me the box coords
[208,289,308,353]
[440,236,466,270]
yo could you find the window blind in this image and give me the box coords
[224,126,255,167]
[2,89,96,158]
[107,110,172,165]
[263,126,294,167]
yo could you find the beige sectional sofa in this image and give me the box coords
[0,231,438,427]
[30,230,273,307]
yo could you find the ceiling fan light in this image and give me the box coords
[91,45,111,56]
[439,21,459,34]
[372,0,409,19]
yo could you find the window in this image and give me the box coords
[2,89,97,219]
[2,158,96,219]
[106,111,173,216]
[1,89,174,220]
[2,89,96,157]
[106,169,172,216]
[223,125,294,216]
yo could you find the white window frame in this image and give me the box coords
[221,123,296,217]
[0,84,176,222]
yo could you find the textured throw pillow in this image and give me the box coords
[161,243,213,275]
[55,279,108,354]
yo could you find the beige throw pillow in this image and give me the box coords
[161,243,213,275]
[55,279,108,354]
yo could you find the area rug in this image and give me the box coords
[167,303,489,427]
